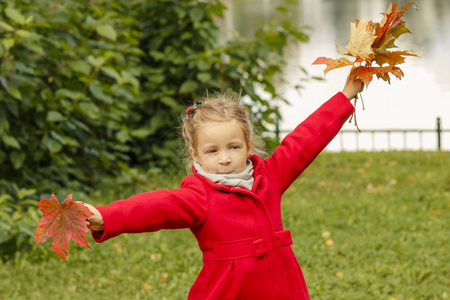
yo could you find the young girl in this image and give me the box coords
[83,76,364,299]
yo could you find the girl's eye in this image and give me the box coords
[206,150,216,154]
[231,145,241,150]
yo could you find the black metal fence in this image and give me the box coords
[274,117,450,151]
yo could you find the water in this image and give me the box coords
[222,0,450,151]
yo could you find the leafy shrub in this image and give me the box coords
[0,181,41,259]
[0,0,142,192]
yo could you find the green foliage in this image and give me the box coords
[0,181,40,259]
[0,0,142,192]
[0,0,310,258]
[0,0,143,258]
[0,152,448,299]
[0,0,309,185]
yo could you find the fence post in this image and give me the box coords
[437,117,441,151]
[275,118,280,141]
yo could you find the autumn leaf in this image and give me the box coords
[375,50,418,67]
[312,57,354,74]
[349,65,404,86]
[372,2,416,51]
[337,16,376,59]
[36,193,93,261]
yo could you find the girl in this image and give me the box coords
[83,76,364,299]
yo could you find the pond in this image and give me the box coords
[222,0,450,151]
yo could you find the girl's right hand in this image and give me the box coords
[342,75,364,100]
[82,202,105,231]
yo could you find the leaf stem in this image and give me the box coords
[359,92,365,110]
[349,94,362,132]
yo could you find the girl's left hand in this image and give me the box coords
[76,202,105,231]
[342,76,364,100]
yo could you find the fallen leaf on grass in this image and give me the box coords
[321,231,331,238]
[160,273,169,282]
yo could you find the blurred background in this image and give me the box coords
[223,0,450,151]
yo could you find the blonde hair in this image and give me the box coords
[181,90,267,173]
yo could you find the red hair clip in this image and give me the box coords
[186,100,202,115]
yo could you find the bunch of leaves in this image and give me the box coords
[36,193,93,261]
[312,1,418,129]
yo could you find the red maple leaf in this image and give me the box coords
[35,193,93,261]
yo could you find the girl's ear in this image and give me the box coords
[189,147,198,161]
[247,140,254,157]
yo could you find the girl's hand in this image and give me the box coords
[80,202,105,231]
[342,75,364,100]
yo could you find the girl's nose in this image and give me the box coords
[219,152,231,164]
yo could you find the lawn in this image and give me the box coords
[1,151,448,299]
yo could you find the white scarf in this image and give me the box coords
[194,160,254,190]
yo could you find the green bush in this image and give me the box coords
[0,181,41,259]
[0,0,144,258]
[0,0,142,191]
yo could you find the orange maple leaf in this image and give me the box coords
[372,1,416,50]
[312,57,354,74]
[36,193,93,261]
[349,65,404,85]
[374,50,417,66]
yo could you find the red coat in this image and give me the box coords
[93,92,354,299]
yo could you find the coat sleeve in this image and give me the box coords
[91,176,208,243]
[263,92,354,194]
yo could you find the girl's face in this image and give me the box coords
[190,121,253,174]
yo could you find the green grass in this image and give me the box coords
[1,152,448,299]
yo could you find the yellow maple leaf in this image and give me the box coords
[337,16,376,59]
